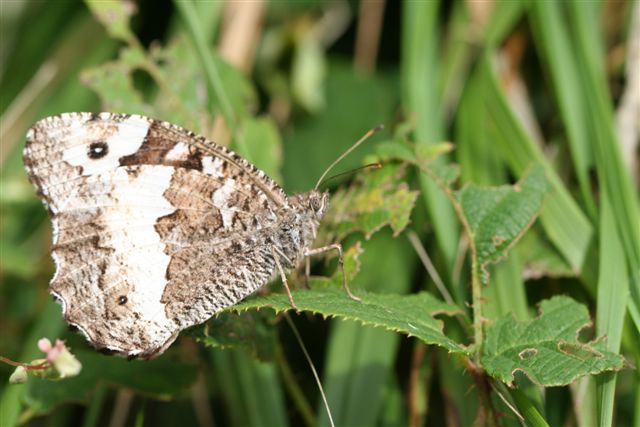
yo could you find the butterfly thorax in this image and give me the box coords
[275,190,329,264]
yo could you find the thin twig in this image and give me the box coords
[407,343,426,427]
[108,389,135,427]
[191,371,215,427]
[407,230,455,306]
[0,355,51,370]
[354,0,385,74]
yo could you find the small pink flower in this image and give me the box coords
[38,338,66,362]
[37,338,52,353]
[46,340,66,362]
[37,337,82,378]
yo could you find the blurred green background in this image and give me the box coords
[1,1,638,426]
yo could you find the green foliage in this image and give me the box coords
[326,164,419,240]
[482,297,625,387]
[226,246,467,355]
[24,351,197,417]
[454,165,548,284]
[1,0,637,426]
[189,311,277,361]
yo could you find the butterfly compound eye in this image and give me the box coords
[309,196,322,212]
[88,141,109,159]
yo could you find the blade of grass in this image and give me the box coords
[275,342,315,427]
[567,0,640,334]
[594,191,629,427]
[209,347,287,426]
[172,0,236,130]
[0,1,79,114]
[402,0,460,275]
[0,11,112,168]
[81,384,108,427]
[528,1,596,219]
[440,0,524,118]
[508,386,549,427]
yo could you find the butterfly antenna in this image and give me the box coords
[317,162,382,188]
[314,124,384,190]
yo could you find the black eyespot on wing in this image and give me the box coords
[88,141,109,159]
[118,295,128,305]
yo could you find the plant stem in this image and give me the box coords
[471,247,483,356]
[0,355,50,370]
[173,0,236,131]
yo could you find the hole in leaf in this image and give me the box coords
[518,348,537,360]
[131,68,157,103]
[491,234,506,247]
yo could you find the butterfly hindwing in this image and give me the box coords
[24,112,293,357]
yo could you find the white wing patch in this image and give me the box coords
[202,156,225,178]
[164,141,190,161]
[62,116,150,176]
[212,178,236,227]
[101,165,175,324]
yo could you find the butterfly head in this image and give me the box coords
[290,190,329,220]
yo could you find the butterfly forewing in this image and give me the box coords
[24,112,299,357]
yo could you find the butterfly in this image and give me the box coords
[24,113,371,358]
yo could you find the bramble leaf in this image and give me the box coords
[325,164,419,240]
[85,0,137,43]
[454,165,548,283]
[482,296,625,386]
[188,310,277,361]
[229,287,467,355]
[518,226,576,279]
[83,4,256,135]
[219,245,468,355]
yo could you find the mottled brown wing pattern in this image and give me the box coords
[23,112,296,357]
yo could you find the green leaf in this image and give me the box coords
[188,310,276,361]
[80,47,151,115]
[237,117,283,184]
[414,141,454,164]
[455,165,548,283]
[517,226,575,280]
[482,296,625,387]
[223,245,467,355]
[374,140,417,163]
[230,287,466,355]
[81,35,254,135]
[325,164,419,240]
[85,0,137,44]
[23,351,197,416]
[292,31,326,113]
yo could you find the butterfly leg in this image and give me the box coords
[304,244,361,302]
[271,246,298,310]
[302,257,311,289]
